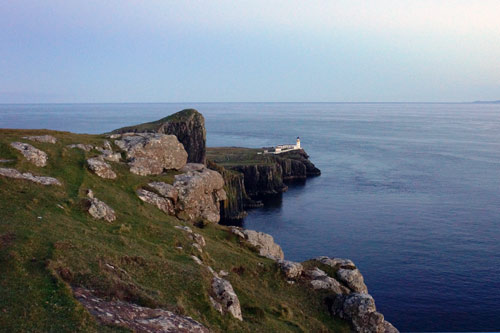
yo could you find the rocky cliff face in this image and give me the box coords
[112,109,206,164]
[278,149,321,177]
[230,164,288,198]
[206,161,260,221]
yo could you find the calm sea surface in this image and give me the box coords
[1,103,500,331]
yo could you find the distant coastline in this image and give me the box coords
[472,100,500,104]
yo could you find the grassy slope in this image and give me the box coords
[110,108,198,134]
[207,147,275,167]
[0,129,349,332]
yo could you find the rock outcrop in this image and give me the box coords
[74,287,209,332]
[10,142,48,167]
[112,109,206,164]
[306,256,396,332]
[173,164,226,223]
[211,277,243,321]
[137,165,226,223]
[137,188,175,215]
[279,149,321,177]
[313,256,368,293]
[67,143,94,151]
[278,260,304,279]
[23,135,57,144]
[97,149,121,162]
[86,190,116,222]
[87,157,117,179]
[0,168,61,185]
[305,267,351,295]
[206,160,261,221]
[115,133,187,175]
[328,293,398,333]
[230,227,284,261]
[230,164,288,197]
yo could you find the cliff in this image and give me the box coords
[112,109,206,164]
[206,147,320,199]
[0,126,397,332]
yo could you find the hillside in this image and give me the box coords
[0,129,351,332]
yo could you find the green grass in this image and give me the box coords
[0,129,349,332]
[207,147,276,166]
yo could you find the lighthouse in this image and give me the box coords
[296,137,301,149]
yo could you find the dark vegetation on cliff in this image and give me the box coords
[0,129,348,332]
[112,109,206,164]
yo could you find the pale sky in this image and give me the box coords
[1,1,500,103]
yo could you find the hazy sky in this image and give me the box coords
[1,1,500,103]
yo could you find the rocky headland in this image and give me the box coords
[0,109,397,332]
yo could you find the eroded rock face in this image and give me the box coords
[112,109,206,164]
[87,157,117,179]
[314,256,355,269]
[230,227,284,261]
[137,166,225,223]
[137,189,175,215]
[10,142,48,167]
[313,256,368,293]
[329,293,398,333]
[98,149,121,162]
[115,133,187,175]
[86,190,116,222]
[23,135,57,144]
[310,256,398,332]
[211,277,243,321]
[173,164,226,223]
[0,168,61,185]
[74,287,209,333]
[278,260,303,279]
[305,268,351,295]
[148,182,178,202]
[337,267,368,294]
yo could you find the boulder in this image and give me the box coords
[115,133,187,175]
[211,277,243,321]
[137,189,175,215]
[74,287,209,333]
[86,190,116,222]
[102,140,113,150]
[23,135,57,144]
[229,226,246,239]
[67,143,94,151]
[148,182,178,202]
[98,149,121,162]
[0,168,61,186]
[87,157,117,179]
[112,109,206,164]
[329,293,398,333]
[305,268,351,295]
[173,164,226,223]
[314,256,355,269]
[278,260,303,279]
[230,227,284,261]
[10,142,48,167]
[337,267,368,294]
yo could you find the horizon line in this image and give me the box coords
[0,101,496,105]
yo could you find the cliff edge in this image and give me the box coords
[112,109,206,164]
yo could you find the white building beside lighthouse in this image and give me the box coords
[264,137,302,154]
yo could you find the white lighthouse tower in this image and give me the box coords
[296,137,301,149]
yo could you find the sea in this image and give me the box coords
[1,102,499,332]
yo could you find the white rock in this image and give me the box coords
[10,142,48,167]
[211,277,243,321]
